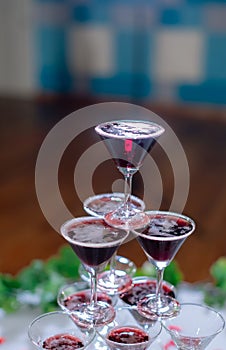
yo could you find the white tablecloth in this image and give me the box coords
[0,283,225,349]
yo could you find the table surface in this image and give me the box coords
[0,282,225,350]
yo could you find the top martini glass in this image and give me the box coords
[95,119,165,230]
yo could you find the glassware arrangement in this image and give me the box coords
[162,303,225,349]
[27,117,226,349]
[133,210,196,320]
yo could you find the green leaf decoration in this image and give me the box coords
[46,245,80,279]
[204,257,226,308]
[0,245,80,314]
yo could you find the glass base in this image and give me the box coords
[69,301,115,328]
[97,269,133,295]
[83,192,145,218]
[137,295,180,321]
[104,207,150,230]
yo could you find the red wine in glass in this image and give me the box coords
[60,216,128,327]
[96,121,160,169]
[69,235,119,267]
[98,306,162,350]
[137,213,194,266]
[134,211,196,320]
[95,120,165,230]
[28,311,95,350]
[120,277,176,306]
[57,281,117,329]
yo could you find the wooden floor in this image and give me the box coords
[1,96,226,283]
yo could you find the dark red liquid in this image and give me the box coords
[63,291,112,310]
[136,214,193,262]
[43,334,84,349]
[108,327,149,344]
[120,280,175,306]
[64,218,125,267]
[70,243,118,267]
[101,136,157,170]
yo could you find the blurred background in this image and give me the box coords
[1,0,226,103]
[1,0,226,283]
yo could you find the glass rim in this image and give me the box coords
[60,216,128,248]
[102,305,162,347]
[132,210,196,241]
[57,284,115,309]
[83,192,145,211]
[131,275,176,293]
[57,281,90,296]
[95,119,165,139]
[162,302,225,337]
[28,310,95,348]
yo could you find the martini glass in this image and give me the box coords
[97,306,162,350]
[162,303,225,349]
[83,193,142,295]
[28,311,95,349]
[95,119,165,230]
[134,210,196,320]
[60,216,128,327]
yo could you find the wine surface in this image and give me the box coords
[138,214,193,238]
[65,219,126,246]
[43,334,84,349]
[108,326,149,344]
[95,120,164,170]
[96,121,163,139]
[62,218,127,266]
[63,291,112,310]
[120,280,175,306]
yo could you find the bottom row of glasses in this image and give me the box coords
[28,211,224,348]
[28,302,225,349]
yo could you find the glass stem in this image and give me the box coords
[89,268,98,308]
[109,250,117,277]
[123,171,133,212]
[156,267,164,306]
